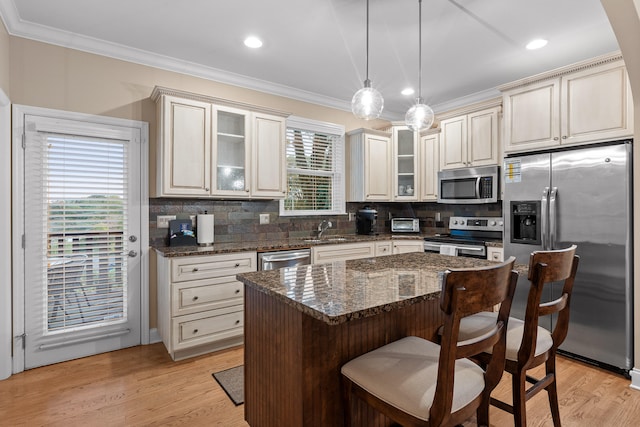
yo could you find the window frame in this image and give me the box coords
[279,116,345,217]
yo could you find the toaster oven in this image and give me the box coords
[391,218,420,233]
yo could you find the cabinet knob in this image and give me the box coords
[235,320,240,325]
[205,187,209,191]
[235,263,240,268]
[193,296,199,301]
[193,329,199,334]
[553,137,559,141]
[192,267,199,272]
[235,289,241,294]
[562,135,568,139]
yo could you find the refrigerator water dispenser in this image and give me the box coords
[510,201,541,244]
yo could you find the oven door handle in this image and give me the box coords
[455,246,484,252]
[424,243,484,252]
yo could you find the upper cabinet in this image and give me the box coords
[501,53,633,153]
[438,102,501,171]
[391,125,419,201]
[346,128,392,202]
[151,86,288,199]
[419,129,440,201]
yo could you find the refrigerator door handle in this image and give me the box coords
[549,186,558,249]
[541,187,550,250]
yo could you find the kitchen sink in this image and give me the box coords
[302,237,348,243]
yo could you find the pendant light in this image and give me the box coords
[405,0,434,131]
[351,0,384,120]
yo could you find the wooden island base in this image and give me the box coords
[244,286,443,427]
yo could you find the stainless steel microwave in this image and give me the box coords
[437,165,499,204]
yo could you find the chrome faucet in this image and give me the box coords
[317,220,332,238]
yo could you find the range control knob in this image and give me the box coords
[489,220,496,226]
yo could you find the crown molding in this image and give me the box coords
[431,88,502,115]
[498,50,624,91]
[150,86,291,117]
[0,0,355,114]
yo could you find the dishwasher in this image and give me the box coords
[258,249,311,271]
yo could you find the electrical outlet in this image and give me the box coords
[157,215,176,228]
[190,215,196,227]
[259,213,270,224]
[348,212,355,221]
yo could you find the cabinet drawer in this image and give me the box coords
[172,276,243,316]
[312,242,375,264]
[171,252,256,282]
[172,306,243,350]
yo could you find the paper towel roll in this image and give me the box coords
[197,214,214,246]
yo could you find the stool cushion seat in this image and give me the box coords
[341,336,485,421]
[458,312,553,361]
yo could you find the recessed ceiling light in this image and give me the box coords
[401,87,415,96]
[244,36,263,49]
[526,38,548,50]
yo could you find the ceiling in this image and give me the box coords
[0,0,620,120]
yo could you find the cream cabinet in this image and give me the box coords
[487,247,504,262]
[251,112,287,198]
[346,128,392,202]
[375,240,393,256]
[439,105,501,171]
[391,126,419,201]
[392,240,425,254]
[419,129,440,201]
[501,54,633,153]
[311,242,375,264]
[157,251,256,360]
[152,86,288,199]
[156,95,212,197]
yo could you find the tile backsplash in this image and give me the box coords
[149,198,502,247]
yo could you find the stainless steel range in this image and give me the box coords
[423,216,503,258]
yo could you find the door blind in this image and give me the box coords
[26,132,129,333]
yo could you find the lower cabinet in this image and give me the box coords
[392,240,425,254]
[157,251,256,360]
[311,242,375,264]
[312,240,425,263]
[487,247,504,262]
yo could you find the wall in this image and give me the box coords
[7,36,392,333]
[0,18,9,95]
[0,18,11,380]
[149,198,502,246]
[601,0,640,384]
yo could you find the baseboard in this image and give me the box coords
[630,368,640,391]
[148,328,162,344]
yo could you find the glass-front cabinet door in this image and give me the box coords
[212,106,251,196]
[392,126,418,201]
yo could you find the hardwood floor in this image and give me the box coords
[1,343,639,426]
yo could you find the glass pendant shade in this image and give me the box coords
[405,0,433,132]
[351,0,383,121]
[352,80,384,120]
[405,98,434,131]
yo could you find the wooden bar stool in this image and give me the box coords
[458,245,579,427]
[341,257,518,427]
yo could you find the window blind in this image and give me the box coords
[281,117,345,216]
[26,132,129,333]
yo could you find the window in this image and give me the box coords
[280,116,345,216]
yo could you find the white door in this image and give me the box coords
[20,113,143,369]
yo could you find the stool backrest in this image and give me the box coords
[519,245,580,365]
[433,257,518,425]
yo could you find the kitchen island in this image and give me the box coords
[236,252,503,427]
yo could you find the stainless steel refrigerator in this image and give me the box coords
[503,141,633,373]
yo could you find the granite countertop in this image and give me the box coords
[236,252,518,326]
[152,233,427,257]
[152,233,503,257]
